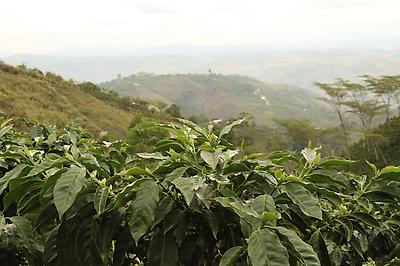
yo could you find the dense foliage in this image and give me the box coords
[1,118,400,266]
[126,115,170,153]
[349,116,400,173]
[316,75,400,159]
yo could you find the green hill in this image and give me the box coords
[0,62,141,137]
[100,73,337,127]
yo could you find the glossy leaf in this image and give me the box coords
[200,149,222,170]
[248,228,290,266]
[309,230,332,266]
[171,176,204,205]
[219,117,246,138]
[53,166,86,219]
[219,246,243,266]
[275,227,320,266]
[128,180,159,245]
[282,182,322,219]
[94,186,110,215]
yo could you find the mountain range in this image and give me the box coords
[3,49,400,90]
[100,73,337,127]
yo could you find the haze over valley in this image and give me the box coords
[4,49,400,90]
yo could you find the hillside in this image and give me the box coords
[0,62,140,137]
[4,50,400,89]
[100,73,337,127]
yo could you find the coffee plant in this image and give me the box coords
[0,118,400,265]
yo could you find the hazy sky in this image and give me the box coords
[1,0,400,55]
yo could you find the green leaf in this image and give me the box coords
[219,246,243,266]
[40,169,66,203]
[365,160,378,176]
[201,149,222,170]
[302,183,342,207]
[0,212,5,237]
[275,227,320,266]
[309,230,331,266]
[177,118,209,138]
[0,164,31,195]
[74,215,105,265]
[378,166,400,181]
[219,117,246,138]
[216,196,262,232]
[0,124,13,138]
[349,212,380,229]
[126,167,148,176]
[152,196,175,228]
[53,165,86,219]
[365,184,400,201]
[165,167,189,181]
[195,183,216,208]
[3,177,42,211]
[248,228,290,266]
[136,152,167,160]
[171,176,204,205]
[336,218,353,242]
[252,194,276,216]
[252,194,279,224]
[26,156,67,178]
[317,157,354,167]
[94,186,110,215]
[148,230,178,266]
[350,235,364,258]
[43,225,59,265]
[128,180,159,245]
[10,216,44,255]
[111,178,148,209]
[282,182,322,219]
[55,205,106,266]
[215,197,261,224]
[223,163,250,174]
[307,169,349,187]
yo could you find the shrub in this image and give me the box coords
[0,118,399,265]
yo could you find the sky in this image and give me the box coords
[1,0,400,55]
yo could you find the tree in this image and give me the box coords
[339,79,384,158]
[165,104,182,118]
[317,78,385,159]
[362,75,400,131]
[315,80,350,157]
[274,119,316,151]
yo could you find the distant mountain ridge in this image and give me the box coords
[100,73,337,127]
[3,50,400,89]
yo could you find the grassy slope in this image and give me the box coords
[0,63,137,137]
[100,73,337,127]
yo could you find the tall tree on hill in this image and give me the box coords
[315,80,350,157]
[337,78,384,159]
[362,75,400,131]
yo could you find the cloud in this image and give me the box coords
[123,0,179,14]
[1,0,400,54]
[94,20,129,27]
